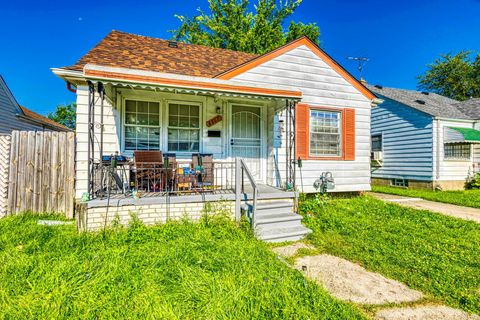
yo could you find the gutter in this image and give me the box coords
[433,116,475,123]
[435,119,441,180]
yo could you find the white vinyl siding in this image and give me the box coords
[371,98,434,181]
[0,78,46,133]
[231,44,373,192]
[433,119,478,182]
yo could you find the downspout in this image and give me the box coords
[435,118,441,181]
[66,82,77,93]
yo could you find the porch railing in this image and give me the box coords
[235,158,258,226]
[92,160,236,199]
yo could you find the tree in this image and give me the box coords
[172,0,320,55]
[418,51,480,101]
[47,103,76,129]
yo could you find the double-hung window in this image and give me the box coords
[309,110,342,157]
[371,134,382,152]
[168,103,200,152]
[124,99,160,150]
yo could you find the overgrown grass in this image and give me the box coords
[0,213,364,319]
[300,195,480,314]
[372,185,480,208]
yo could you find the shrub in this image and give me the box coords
[465,172,480,189]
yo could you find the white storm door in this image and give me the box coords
[230,105,263,180]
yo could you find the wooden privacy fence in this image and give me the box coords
[6,130,75,218]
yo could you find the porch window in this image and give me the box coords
[444,143,471,160]
[124,100,160,150]
[168,103,200,152]
[309,110,341,156]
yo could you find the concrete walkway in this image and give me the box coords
[369,192,480,223]
[273,243,480,320]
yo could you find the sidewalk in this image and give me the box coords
[369,192,480,223]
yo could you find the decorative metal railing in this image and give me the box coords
[92,160,236,199]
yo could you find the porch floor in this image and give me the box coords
[87,184,296,208]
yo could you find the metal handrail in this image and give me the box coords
[234,158,258,227]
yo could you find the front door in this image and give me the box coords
[231,105,263,180]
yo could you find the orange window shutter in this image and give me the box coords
[295,103,310,160]
[343,108,356,160]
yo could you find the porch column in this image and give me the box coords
[285,99,297,190]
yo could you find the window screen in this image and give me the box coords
[168,103,200,152]
[309,110,341,156]
[444,143,471,160]
[124,100,160,150]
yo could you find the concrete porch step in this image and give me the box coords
[255,212,302,224]
[256,200,294,210]
[256,225,313,243]
[246,198,310,242]
[255,212,303,231]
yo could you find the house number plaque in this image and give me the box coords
[206,115,223,127]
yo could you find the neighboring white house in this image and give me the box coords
[369,84,480,190]
[51,30,379,238]
[0,75,70,133]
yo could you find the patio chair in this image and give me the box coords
[192,153,214,189]
[133,151,163,192]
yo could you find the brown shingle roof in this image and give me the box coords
[19,106,70,131]
[65,30,259,78]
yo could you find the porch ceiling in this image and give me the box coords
[82,64,302,101]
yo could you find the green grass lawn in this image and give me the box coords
[300,195,480,314]
[0,213,365,319]
[372,185,480,209]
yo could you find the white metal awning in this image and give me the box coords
[80,64,302,101]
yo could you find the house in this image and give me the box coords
[52,30,378,240]
[369,84,480,190]
[0,75,70,133]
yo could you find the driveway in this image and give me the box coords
[369,192,480,223]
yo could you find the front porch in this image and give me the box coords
[68,65,310,241]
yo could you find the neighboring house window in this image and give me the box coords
[391,178,408,188]
[371,134,382,152]
[309,110,342,156]
[444,143,471,160]
[168,103,200,152]
[124,100,160,150]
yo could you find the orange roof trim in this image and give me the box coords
[216,36,376,101]
[84,69,302,98]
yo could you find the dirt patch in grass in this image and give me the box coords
[272,242,314,258]
[295,254,423,305]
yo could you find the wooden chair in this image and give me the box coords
[133,151,163,192]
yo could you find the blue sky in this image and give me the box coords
[1,0,479,115]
